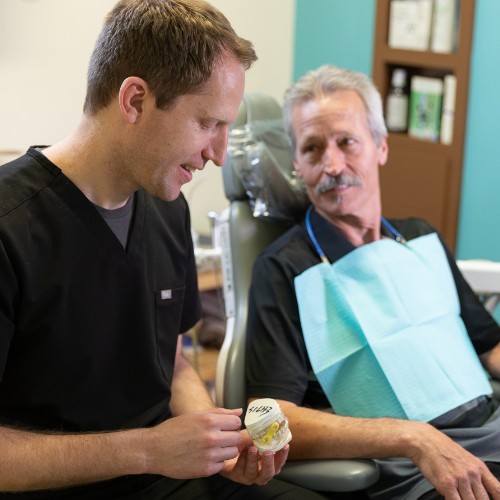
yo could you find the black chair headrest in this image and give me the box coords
[223,93,309,223]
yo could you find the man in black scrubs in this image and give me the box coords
[0,1,326,498]
[246,65,500,500]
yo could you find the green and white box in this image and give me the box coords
[408,76,444,141]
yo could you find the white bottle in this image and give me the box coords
[440,74,457,145]
[386,68,409,133]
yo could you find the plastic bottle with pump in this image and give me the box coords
[385,68,409,133]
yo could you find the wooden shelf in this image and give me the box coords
[373,0,475,251]
[378,47,461,71]
[387,133,451,153]
[198,268,223,292]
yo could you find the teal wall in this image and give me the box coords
[294,0,500,261]
[456,0,500,261]
[294,0,376,80]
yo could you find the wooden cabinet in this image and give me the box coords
[372,0,475,251]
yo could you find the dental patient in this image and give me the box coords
[246,65,500,500]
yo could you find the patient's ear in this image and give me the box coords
[119,77,148,124]
[378,136,389,166]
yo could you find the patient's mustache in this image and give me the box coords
[316,174,361,194]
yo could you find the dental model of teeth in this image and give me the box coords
[244,398,292,453]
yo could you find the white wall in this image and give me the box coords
[183,0,295,237]
[0,0,295,237]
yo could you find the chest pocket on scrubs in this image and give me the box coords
[155,286,185,379]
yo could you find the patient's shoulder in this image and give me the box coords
[389,217,437,240]
[255,223,318,277]
[260,223,307,257]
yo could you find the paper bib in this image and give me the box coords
[295,233,491,422]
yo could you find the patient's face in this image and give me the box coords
[292,90,388,225]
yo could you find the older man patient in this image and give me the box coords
[246,65,500,500]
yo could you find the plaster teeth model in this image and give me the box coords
[244,398,292,453]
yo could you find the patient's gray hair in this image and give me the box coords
[283,65,388,152]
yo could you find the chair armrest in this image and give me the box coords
[277,458,379,492]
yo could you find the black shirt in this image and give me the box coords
[246,207,500,408]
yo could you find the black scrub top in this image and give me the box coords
[0,148,201,432]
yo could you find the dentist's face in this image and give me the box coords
[127,52,245,202]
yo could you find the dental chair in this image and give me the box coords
[457,259,500,316]
[214,94,380,493]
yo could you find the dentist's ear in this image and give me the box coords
[119,77,148,124]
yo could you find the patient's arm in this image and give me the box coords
[269,399,500,499]
[479,341,500,380]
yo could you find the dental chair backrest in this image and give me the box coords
[215,93,307,410]
[214,94,380,493]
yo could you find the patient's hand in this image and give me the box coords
[408,422,500,499]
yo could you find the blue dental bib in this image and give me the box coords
[295,232,491,422]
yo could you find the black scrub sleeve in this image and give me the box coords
[178,198,202,333]
[0,238,16,381]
